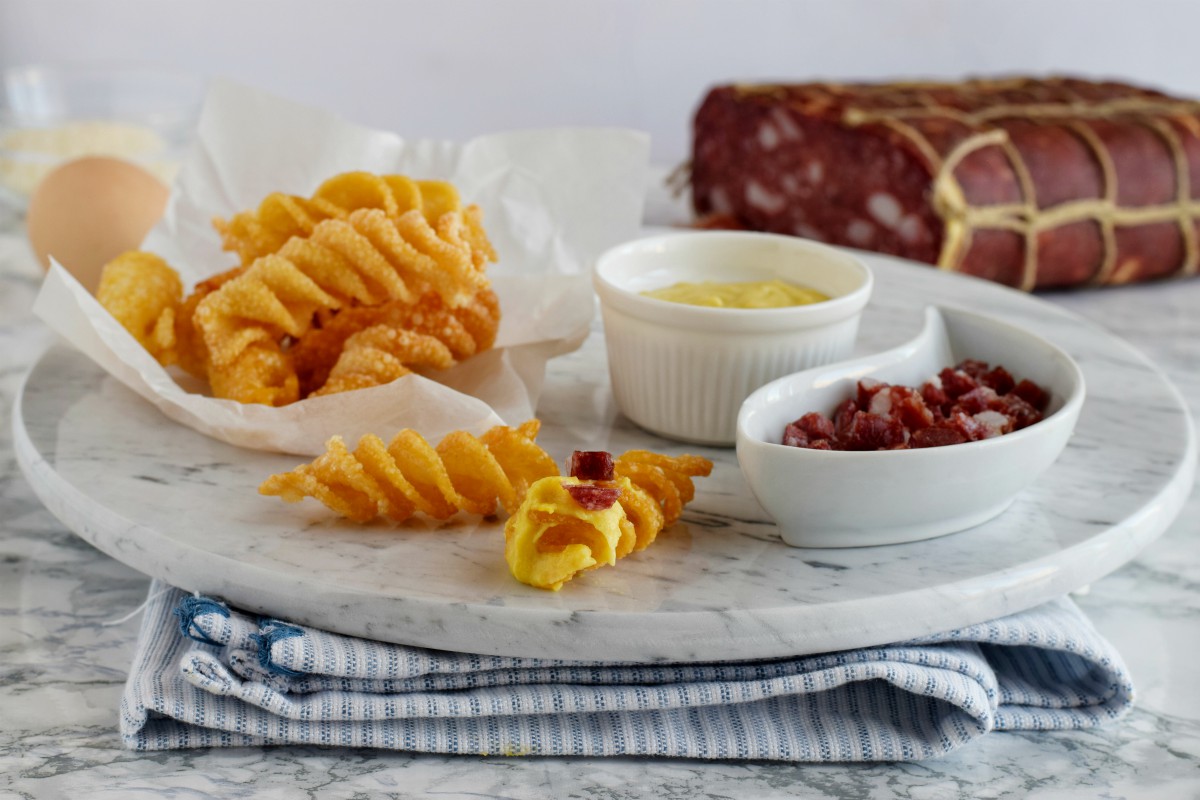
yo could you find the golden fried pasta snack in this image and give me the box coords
[503,476,637,591]
[313,326,456,396]
[213,172,497,275]
[290,290,500,396]
[194,253,339,368]
[261,429,713,591]
[207,340,299,406]
[96,171,500,406]
[95,251,182,364]
[173,265,246,379]
[259,420,557,523]
[614,451,714,528]
[192,210,495,401]
[268,208,492,309]
[504,450,713,590]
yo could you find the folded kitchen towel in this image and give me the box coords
[120,581,1133,761]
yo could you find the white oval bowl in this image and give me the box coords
[594,231,873,445]
[736,305,1086,547]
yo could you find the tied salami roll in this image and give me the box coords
[691,77,1200,289]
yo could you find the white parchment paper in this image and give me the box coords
[33,80,649,455]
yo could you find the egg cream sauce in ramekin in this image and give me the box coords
[641,278,829,309]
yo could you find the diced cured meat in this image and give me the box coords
[938,368,978,399]
[564,483,621,510]
[956,386,999,415]
[957,360,992,379]
[1000,393,1043,430]
[881,385,935,430]
[782,423,810,448]
[974,410,1014,438]
[856,378,887,410]
[781,359,1048,451]
[944,409,987,442]
[833,398,858,437]
[981,366,1016,395]
[692,78,1200,289]
[785,411,838,447]
[911,425,968,448]
[843,411,908,450]
[798,412,835,440]
[920,382,950,415]
[568,450,615,481]
[1013,379,1050,411]
[866,388,893,416]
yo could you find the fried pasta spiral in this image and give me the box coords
[94,171,501,406]
[172,266,246,379]
[614,451,714,529]
[95,251,182,364]
[270,208,491,308]
[290,290,500,396]
[258,421,558,523]
[194,210,492,367]
[213,172,497,277]
[193,254,338,368]
[208,340,299,406]
[503,476,638,591]
[312,326,456,396]
[504,453,713,591]
[260,424,714,592]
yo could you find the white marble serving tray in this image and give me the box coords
[14,251,1196,662]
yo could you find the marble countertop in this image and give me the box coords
[3,222,1199,798]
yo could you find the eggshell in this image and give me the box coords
[25,156,169,293]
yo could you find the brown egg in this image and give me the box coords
[25,156,169,293]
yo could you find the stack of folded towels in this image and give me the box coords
[122,582,1132,761]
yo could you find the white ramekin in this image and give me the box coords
[593,231,873,445]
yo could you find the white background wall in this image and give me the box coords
[2,0,1198,163]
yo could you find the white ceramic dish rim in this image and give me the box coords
[737,304,1087,459]
[593,231,874,333]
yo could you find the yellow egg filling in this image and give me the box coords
[641,278,829,309]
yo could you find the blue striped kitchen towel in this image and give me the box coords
[120,581,1133,760]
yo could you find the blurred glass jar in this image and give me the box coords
[0,65,205,212]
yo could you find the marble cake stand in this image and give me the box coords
[14,252,1196,662]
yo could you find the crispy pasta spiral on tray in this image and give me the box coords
[258,420,557,523]
[94,171,500,405]
[503,449,713,591]
[259,425,714,591]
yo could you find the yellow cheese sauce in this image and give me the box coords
[641,279,830,309]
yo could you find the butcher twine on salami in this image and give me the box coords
[690,77,1200,290]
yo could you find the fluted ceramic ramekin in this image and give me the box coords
[594,231,873,445]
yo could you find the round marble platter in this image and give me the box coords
[14,251,1197,662]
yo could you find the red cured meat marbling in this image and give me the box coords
[692,78,1200,289]
[564,483,622,511]
[781,360,1049,451]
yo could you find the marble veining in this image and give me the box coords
[12,252,1195,661]
[3,219,1199,796]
